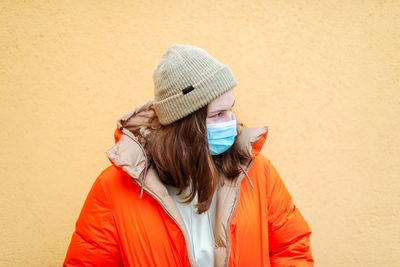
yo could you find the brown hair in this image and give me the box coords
[145,105,251,213]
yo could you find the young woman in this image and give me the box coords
[64,44,314,266]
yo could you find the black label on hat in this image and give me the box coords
[182,85,194,95]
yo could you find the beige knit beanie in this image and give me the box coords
[153,44,237,125]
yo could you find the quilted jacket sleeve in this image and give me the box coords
[64,172,123,267]
[265,158,314,266]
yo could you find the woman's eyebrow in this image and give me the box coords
[208,100,236,115]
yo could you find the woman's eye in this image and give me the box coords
[214,112,223,118]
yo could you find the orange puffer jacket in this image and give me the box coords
[64,101,314,267]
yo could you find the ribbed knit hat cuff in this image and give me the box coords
[154,65,237,125]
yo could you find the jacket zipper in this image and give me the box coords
[132,178,196,266]
[224,159,254,266]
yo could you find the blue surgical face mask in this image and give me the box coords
[206,114,237,155]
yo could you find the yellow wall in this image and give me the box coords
[1,1,399,266]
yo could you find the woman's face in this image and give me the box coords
[206,89,235,124]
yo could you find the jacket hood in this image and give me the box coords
[106,101,268,184]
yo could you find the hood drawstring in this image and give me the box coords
[240,165,254,189]
[139,156,148,199]
[121,128,149,199]
[140,187,144,198]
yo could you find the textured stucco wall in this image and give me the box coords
[1,1,399,266]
